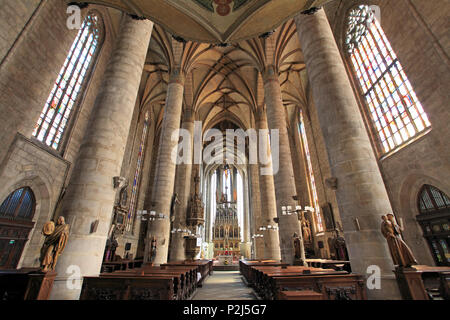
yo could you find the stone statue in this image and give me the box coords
[40,216,70,272]
[381,214,418,267]
[149,236,157,263]
[170,193,180,222]
[293,232,302,259]
[301,214,312,244]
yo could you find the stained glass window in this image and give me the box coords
[33,13,102,150]
[126,112,150,232]
[0,187,35,220]
[418,185,450,214]
[299,111,324,232]
[346,5,431,154]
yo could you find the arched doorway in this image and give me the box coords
[0,187,36,269]
[416,185,450,266]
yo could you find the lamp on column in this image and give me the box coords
[137,210,168,222]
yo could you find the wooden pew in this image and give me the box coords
[269,273,366,300]
[161,260,213,287]
[81,275,176,300]
[239,260,289,287]
[250,266,344,299]
[244,264,366,300]
[103,269,189,300]
[279,290,324,300]
[81,260,213,300]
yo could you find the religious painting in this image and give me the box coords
[192,0,249,16]
[321,202,336,232]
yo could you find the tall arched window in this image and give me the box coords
[346,5,431,154]
[33,12,103,150]
[0,187,36,269]
[126,112,150,232]
[416,185,450,266]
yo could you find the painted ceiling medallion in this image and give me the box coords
[193,0,249,16]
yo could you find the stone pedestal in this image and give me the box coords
[25,271,57,300]
[295,8,401,299]
[262,72,301,264]
[145,70,185,265]
[50,16,154,300]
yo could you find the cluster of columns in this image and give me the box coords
[50,7,400,300]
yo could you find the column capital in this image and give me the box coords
[183,107,195,123]
[255,108,267,123]
[262,65,279,83]
[169,68,185,85]
[300,7,321,15]
[128,13,148,21]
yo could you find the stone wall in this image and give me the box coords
[325,0,450,265]
[0,1,117,267]
[0,0,42,64]
[0,134,69,268]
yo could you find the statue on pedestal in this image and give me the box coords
[381,214,418,267]
[40,216,69,272]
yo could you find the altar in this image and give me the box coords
[217,255,234,265]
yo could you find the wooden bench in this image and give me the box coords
[239,260,289,287]
[81,260,213,300]
[161,260,213,287]
[103,268,191,300]
[81,276,176,300]
[279,290,324,300]
[242,263,366,300]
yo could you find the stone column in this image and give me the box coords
[169,108,194,261]
[243,171,250,243]
[145,69,185,265]
[255,110,281,260]
[263,68,301,264]
[295,8,401,299]
[50,16,154,300]
[249,163,265,259]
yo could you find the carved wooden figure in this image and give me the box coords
[40,216,69,272]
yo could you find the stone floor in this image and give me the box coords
[192,271,256,300]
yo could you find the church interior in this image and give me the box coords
[0,0,449,303]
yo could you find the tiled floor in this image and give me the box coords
[192,271,256,300]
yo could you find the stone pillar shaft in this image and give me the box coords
[50,16,154,300]
[169,110,194,261]
[256,111,281,260]
[295,9,401,299]
[145,71,185,265]
[263,69,301,264]
[249,164,265,259]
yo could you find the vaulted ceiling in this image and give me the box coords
[67,0,331,43]
[137,18,309,137]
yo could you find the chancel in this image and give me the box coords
[0,0,448,302]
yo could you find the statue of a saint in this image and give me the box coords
[149,236,157,263]
[40,216,70,272]
[301,215,312,244]
[381,214,418,267]
[170,193,180,222]
[293,232,302,259]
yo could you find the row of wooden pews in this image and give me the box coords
[80,260,213,300]
[240,260,367,300]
